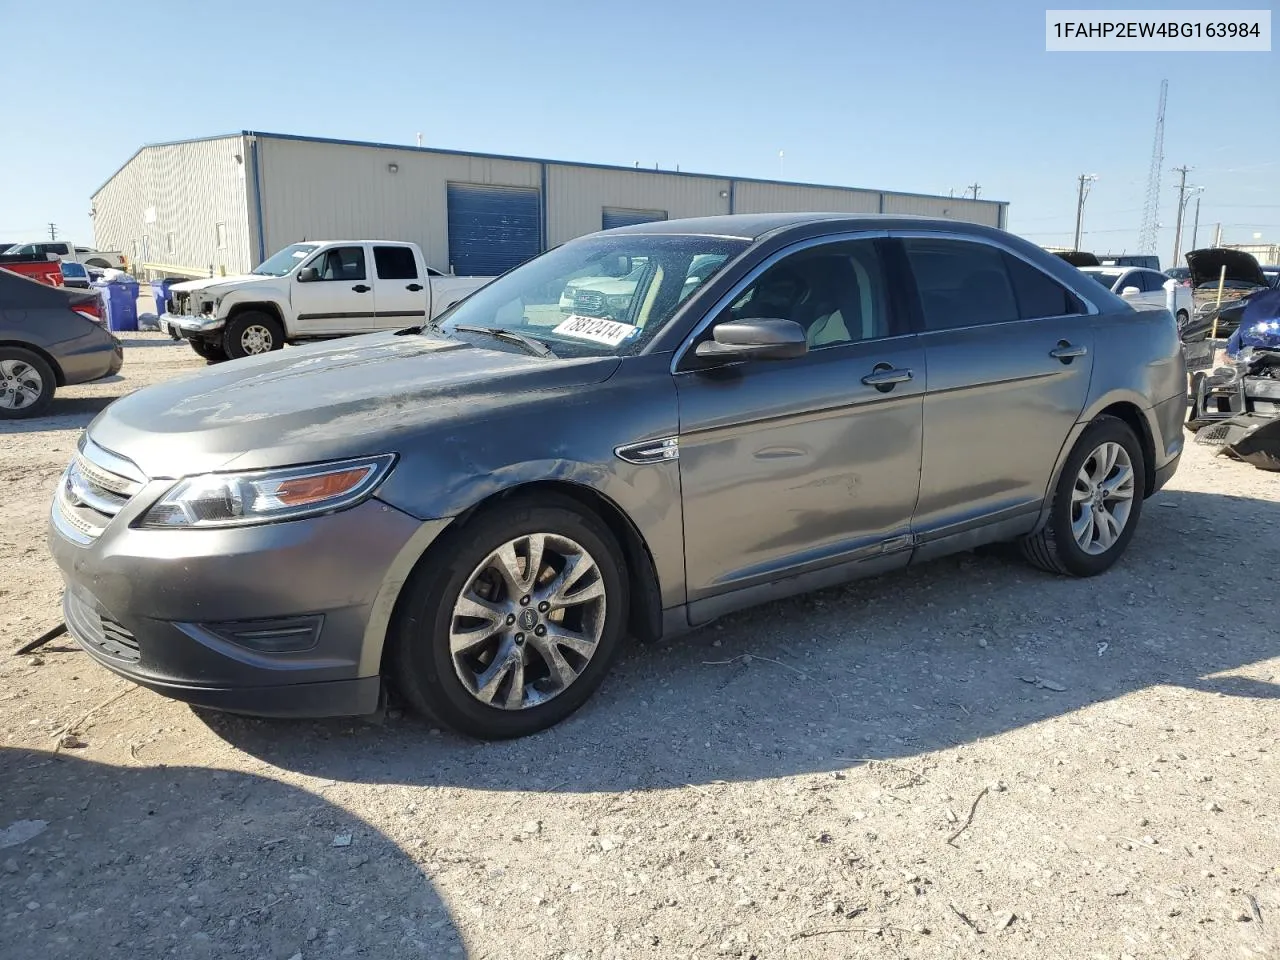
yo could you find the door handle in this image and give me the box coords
[406,283,423,292]
[352,284,371,293]
[1049,340,1087,363]
[861,364,913,392]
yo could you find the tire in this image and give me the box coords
[1176,309,1188,327]
[189,339,227,363]
[1020,415,1145,578]
[0,347,56,419]
[223,311,284,360]
[389,496,629,739]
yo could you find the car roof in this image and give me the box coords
[594,213,1005,242]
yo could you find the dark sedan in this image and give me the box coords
[50,214,1186,739]
[0,268,123,418]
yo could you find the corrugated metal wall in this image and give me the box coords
[881,192,1002,227]
[91,136,253,277]
[733,181,881,215]
[256,137,541,273]
[546,166,730,247]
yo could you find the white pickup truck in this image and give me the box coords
[163,240,494,361]
[3,241,127,271]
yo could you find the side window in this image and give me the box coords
[374,246,419,280]
[50,243,70,256]
[1141,270,1167,293]
[313,246,367,281]
[722,240,892,347]
[902,238,1019,330]
[1003,252,1085,319]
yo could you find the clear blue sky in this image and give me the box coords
[1,0,1275,263]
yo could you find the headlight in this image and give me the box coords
[137,455,396,529]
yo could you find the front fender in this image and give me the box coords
[216,288,291,332]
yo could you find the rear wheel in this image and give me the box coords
[223,311,284,360]
[1020,416,1145,577]
[0,348,56,419]
[390,497,628,739]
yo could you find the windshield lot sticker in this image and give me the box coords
[553,315,637,346]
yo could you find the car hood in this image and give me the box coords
[85,332,621,478]
[1185,248,1268,288]
[170,274,277,295]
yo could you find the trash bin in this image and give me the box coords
[93,280,139,333]
[151,278,175,315]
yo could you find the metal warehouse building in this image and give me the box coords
[91,131,1008,279]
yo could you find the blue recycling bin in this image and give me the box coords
[151,278,176,315]
[93,280,139,333]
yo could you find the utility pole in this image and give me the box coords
[1073,174,1098,251]
[1213,223,1223,247]
[967,182,981,200]
[47,223,57,241]
[1170,165,1192,266]
[1189,194,1202,251]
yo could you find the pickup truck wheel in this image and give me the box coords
[0,348,56,419]
[389,497,628,740]
[189,339,227,363]
[224,312,284,360]
[1019,416,1145,578]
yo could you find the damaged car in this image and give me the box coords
[1181,247,1269,343]
[1188,287,1280,470]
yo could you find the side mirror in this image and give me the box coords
[694,318,808,362]
[1120,285,1141,298]
[297,266,319,282]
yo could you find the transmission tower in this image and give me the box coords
[1137,79,1167,255]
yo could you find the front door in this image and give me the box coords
[371,244,428,332]
[895,235,1095,535]
[291,244,376,335]
[676,237,925,605]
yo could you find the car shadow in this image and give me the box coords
[0,748,467,958]
[202,485,1280,793]
[0,397,118,435]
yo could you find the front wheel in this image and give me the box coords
[189,338,227,363]
[390,498,628,739]
[1020,416,1145,577]
[223,311,284,360]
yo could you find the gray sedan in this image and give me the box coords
[49,214,1186,739]
[1,269,123,418]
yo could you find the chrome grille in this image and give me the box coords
[52,439,146,545]
[574,291,606,315]
[171,291,192,315]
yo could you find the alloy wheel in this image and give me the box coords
[240,324,274,354]
[1070,441,1136,555]
[449,533,607,710]
[0,359,43,410]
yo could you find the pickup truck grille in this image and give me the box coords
[169,291,192,315]
[52,440,147,545]
[574,291,606,315]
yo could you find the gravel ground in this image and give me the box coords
[2,333,1278,960]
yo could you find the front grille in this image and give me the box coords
[65,591,140,663]
[171,291,191,316]
[1195,422,1234,446]
[574,291,605,314]
[52,439,146,544]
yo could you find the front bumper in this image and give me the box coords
[165,312,226,337]
[50,494,449,719]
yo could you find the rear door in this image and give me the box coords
[371,245,428,330]
[895,234,1094,538]
[291,244,375,334]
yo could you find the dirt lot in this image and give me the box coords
[2,334,1278,960]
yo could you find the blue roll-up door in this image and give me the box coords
[446,183,542,276]
[602,207,668,231]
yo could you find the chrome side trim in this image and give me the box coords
[669,230,891,374]
[614,436,679,465]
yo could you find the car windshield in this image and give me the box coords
[252,243,319,276]
[436,235,748,358]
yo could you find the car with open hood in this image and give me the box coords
[50,214,1186,739]
[1182,248,1270,342]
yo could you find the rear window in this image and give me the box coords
[1003,253,1084,318]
